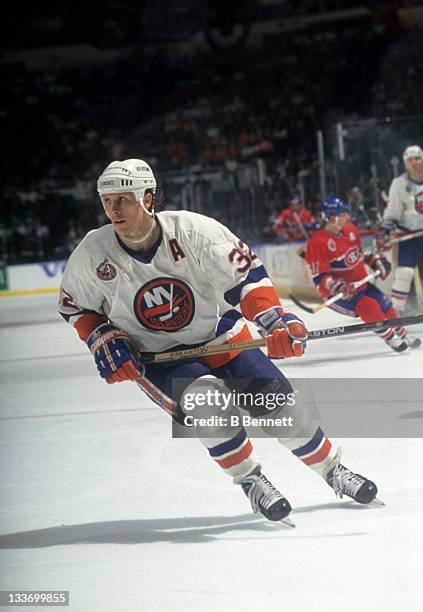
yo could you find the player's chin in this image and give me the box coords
[112,220,126,231]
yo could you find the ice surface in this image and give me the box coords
[0,295,422,611]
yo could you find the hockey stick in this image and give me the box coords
[391,229,423,244]
[140,313,423,364]
[374,229,423,249]
[389,230,423,245]
[289,270,380,315]
[292,211,309,240]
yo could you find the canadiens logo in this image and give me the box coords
[344,246,361,267]
[96,259,117,281]
[134,277,194,332]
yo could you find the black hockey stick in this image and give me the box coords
[289,293,317,314]
[307,314,423,339]
[140,314,423,364]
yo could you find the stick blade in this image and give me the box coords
[288,293,316,314]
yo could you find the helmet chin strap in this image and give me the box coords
[122,192,156,245]
[139,194,155,217]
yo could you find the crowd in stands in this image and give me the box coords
[1,2,422,263]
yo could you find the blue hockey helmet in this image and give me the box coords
[321,197,349,219]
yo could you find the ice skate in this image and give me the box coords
[385,334,408,353]
[404,334,421,349]
[239,468,294,525]
[326,450,380,505]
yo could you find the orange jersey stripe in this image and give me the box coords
[216,440,253,469]
[74,313,107,341]
[241,286,281,321]
[301,439,332,466]
[201,324,253,369]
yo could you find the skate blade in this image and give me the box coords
[281,516,296,528]
[371,497,385,506]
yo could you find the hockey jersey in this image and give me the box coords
[59,210,281,365]
[383,173,423,231]
[272,207,314,240]
[305,222,368,296]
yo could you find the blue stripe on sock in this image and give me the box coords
[208,427,247,458]
[374,327,391,336]
[292,426,324,457]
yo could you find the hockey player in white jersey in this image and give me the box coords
[59,159,380,523]
[378,145,423,314]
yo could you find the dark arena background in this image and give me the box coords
[1,2,423,611]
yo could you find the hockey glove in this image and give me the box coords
[375,223,395,251]
[255,307,308,359]
[87,323,143,384]
[365,251,391,280]
[321,276,357,299]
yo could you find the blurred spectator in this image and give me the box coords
[272,197,315,242]
[2,4,422,262]
[347,186,369,226]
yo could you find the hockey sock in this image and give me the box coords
[180,376,260,481]
[395,327,407,339]
[384,306,407,338]
[283,427,336,477]
[391,266,415,313]
[204,427,260,481]
[355,296,394,342]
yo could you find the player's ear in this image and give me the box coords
[143,192,153,211]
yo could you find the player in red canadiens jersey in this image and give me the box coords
[59,160,381,526]
[272,196,315,241]
[305,197,421,352]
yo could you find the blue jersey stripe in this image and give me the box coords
[216,310,243,336]
[312,273,327,287]
[331,260,349,270]
[224,265,269,306]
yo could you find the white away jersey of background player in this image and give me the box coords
[384,173,423,231]
[59,211,278,353]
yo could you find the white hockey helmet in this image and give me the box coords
[403,145,423,161]
[97,159,157,202]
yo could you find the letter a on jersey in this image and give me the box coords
[134,277,194,331]
[168,239,186,262]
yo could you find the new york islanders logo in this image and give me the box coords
[96,259,117,281]
[134,278,194,332]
